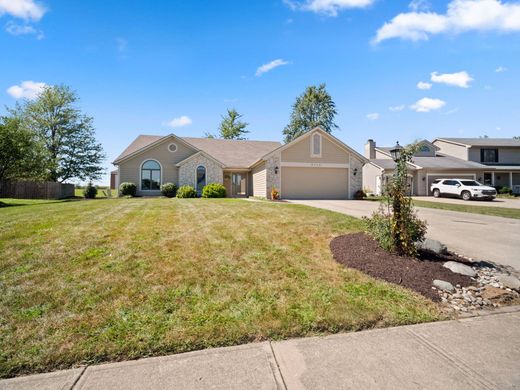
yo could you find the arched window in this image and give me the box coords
[196,165,206,194]
[311,133,322,157]
[141,160,161,190]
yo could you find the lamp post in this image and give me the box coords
[390,141,404,254]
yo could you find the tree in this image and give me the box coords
[283,83,338,143]
[0,116,45,182]
[514,136,520,140]
[218,109,249,140]
[10,85,105,182]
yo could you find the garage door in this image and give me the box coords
[281,167,348,199]
[427,174,475,195]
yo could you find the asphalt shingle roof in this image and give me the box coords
[436,138,520,147]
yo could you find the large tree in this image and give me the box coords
[218,108,249,140]
[10,85,105,182]
[283,83,338,143]
[0,116,45,182]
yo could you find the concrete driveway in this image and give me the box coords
[288,200,520,270]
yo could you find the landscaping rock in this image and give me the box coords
[417,239,447,255]
[481,286,509,300]
[443,261,477,277]
[496,274,520,291]
[433,280,455,292]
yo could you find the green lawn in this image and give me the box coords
[74,187,114,198]
[0,198,439,378]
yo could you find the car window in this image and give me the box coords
[432,179,441,184]
[444,180,456,186]
[460,180,480,186]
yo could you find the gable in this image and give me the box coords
[282,132,349,164]
[414,140,438,157]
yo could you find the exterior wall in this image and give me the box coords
[468,147,520,165]
[375,150,391,159]
[349,156,364,198]
[281,134,348,164]
[178,154,223,190]
[252,163,267,198]
[362,163,383,195]
[118,137,196,196]
[433,140,469,160]
[266,152,281,199]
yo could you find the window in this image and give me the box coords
[311,133,321,157]
[168,143,178,152]
[141,160,161,190]
[419,145,430,153]
[443,180,458,186]
[480,148,498,163]
[196,165,206,194]
[460,180,480,186]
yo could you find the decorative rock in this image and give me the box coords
[481,286,509,300]
[443,261,477,277]
[433,279,455,292]
[417,239,447,255]
[496,274,520,291]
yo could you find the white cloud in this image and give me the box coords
[284,0,374,16]
[255,59,290,76]
[410,97,446,112]
[366,112,379,120]
[495,65,507,72]
[389,105,406,112]
[5,20,43,39]
[417,81,432,90]
[7,80,46,99]
[373,0,520,44]
[431,71,473,88]
[0,0,46,21]
[166,116,192,128]
[409,0,431,12]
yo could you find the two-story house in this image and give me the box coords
[433,138,520,194]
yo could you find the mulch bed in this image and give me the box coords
[330,233,474,301]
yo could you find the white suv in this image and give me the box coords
[430,179,497,201]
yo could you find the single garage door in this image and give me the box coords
[427,174,476,195]
[282,167,349,199]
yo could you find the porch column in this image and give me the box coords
[492,172,495,186]
[510,172,513,188]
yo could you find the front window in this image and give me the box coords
[481,149,498,163]
[196,165,206,194]
[141,160,161,190]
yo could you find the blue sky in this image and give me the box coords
[1,0,519,184]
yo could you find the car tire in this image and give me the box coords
[461,191,471,201]
[433,189,441,198]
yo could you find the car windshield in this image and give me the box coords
[460,180,481,186]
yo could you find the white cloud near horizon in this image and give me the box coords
[373,0,520,44]
[166,116,192,128]
[389,105,406,112]
[366,112,379,120]
[255,59,290,76]
[7,80,46,99]
[410,97,446,112]
[417,81,432,90]
[431,71,473,87]
[284,0,374,16]
[0,0,46,21]
[495,65,507,72]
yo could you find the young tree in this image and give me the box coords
[283,83,338,143]
[0,116,45,182]
[10,85,105,182]
[218,109,249,140]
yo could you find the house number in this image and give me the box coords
[310,163,322,167]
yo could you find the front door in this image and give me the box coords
[231,173,247,197]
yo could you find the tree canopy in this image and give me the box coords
[218,109,249,140]
[283,83,338,143]
[9,85,105,182]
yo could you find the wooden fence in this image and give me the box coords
[0,180,75,199]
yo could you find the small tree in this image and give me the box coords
[83,182,97,199]
[283,83,338,143]
[218,109,249,140]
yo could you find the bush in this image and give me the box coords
[161,182,177,198]
[176,185,197,198]
[353,189,366,200]
[119,182,137,197]
[271,187,279,200]
[498,186,513,195]
[83,182,97,199]
[202,183,226,198]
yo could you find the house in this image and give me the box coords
[433,138,520,194]
[362,139,490,196]
[112,127,367,199]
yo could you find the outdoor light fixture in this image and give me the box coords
[274,166,279,174]
[353,168,358,176]
[390,141,404,162]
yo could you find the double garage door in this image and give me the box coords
[426,174,475,195]
[281,167,349,199]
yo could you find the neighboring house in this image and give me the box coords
[112,127,367,199]
[433,138,520,194]
[363,139,489,196]
[110,170,118,190]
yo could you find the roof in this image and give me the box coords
[113,134,281,168]
[182,137,281,168]
[369,159,416,170]
[369,155,488,170]
[435,138,520,147]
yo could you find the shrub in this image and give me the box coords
[498,186,513,195]
[176,185,197,198]
[119,182,137,197]
[202,183,226,198]
[271,187,279,200]
[354,189,366,200]
[161,182,177,198]
[83,182,97,199]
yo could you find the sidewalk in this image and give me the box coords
[2,308,520,390]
